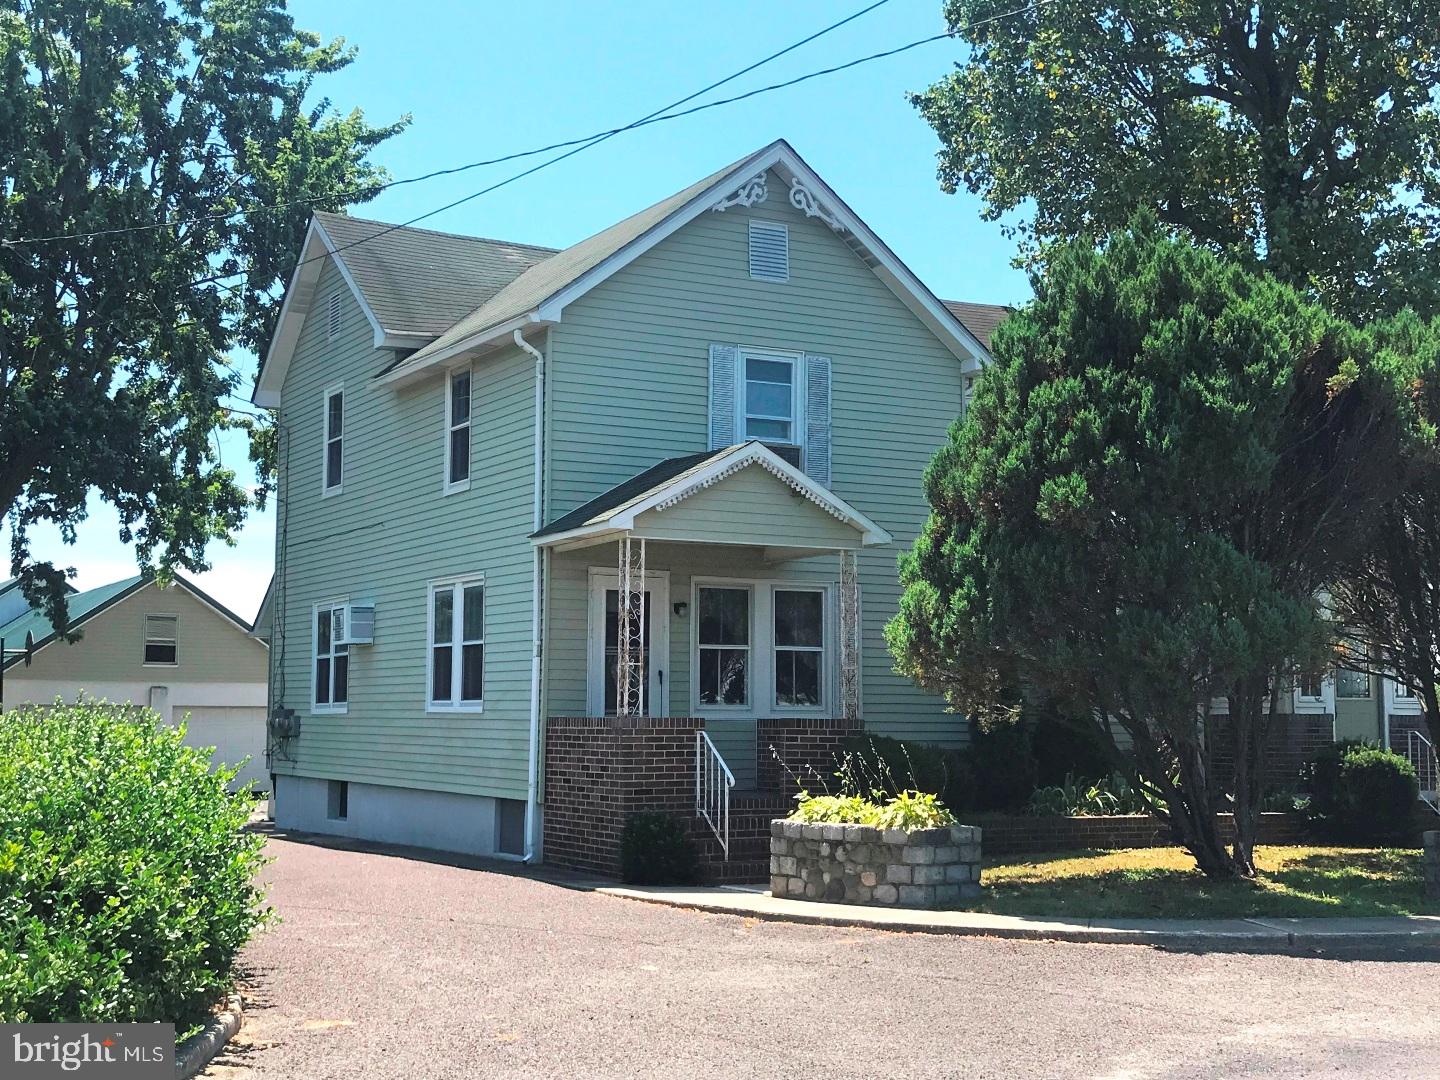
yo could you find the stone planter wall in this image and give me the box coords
[770,820,982,908]
[1424,831,1439,902]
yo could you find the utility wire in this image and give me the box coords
[1,0,895,249]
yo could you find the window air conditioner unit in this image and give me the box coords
[763,443,803,469]
[332,603,375,646]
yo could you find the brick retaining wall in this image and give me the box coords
[976,811,1306,856]
[543,716,701,876]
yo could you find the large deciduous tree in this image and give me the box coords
[886,222,1402,877]
[0,0,404,629]
[912,1,1440,321]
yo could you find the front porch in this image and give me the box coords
[533,442,888,877]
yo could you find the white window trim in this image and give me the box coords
[427,575,486,713]
[443,366,472,495]
[690,576,834,719]
[321,382,344,497]
[1293,673,1333,715]
[1385,674,1422,715]
[771,585,828,712]
[311,598,350,715]
[737,346,805,454]
[585,567,672,718]
[142,613,179,667]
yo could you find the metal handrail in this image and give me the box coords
[696,730,736,858]
[1406,728,1440,815]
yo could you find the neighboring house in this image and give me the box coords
[252,138,1008,869]
[0,575,270,790]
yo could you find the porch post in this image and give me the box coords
[617,534,647,716]
[839,548,860,722]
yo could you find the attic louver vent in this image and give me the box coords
[748,220,789,282]
[326,293,342,341]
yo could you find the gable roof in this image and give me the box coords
[377,140,991,386]
[255,139,1009,407]
[311,212,557,337]
[943,301,1011,350]
[0,574,260,670]
[532,441,891,548]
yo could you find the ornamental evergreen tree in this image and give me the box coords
[886,220,1402,878]
[0,0,405,629]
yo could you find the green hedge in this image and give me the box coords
[1304,741,1418,844]
[0,702,268,1026]
[620,812,698,885]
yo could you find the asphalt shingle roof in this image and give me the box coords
[313,212,556,337]
[533,450,723,538]
[942,301,1012,349]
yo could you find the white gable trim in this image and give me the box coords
[376,140,992,391]
[253,219,433,407]
[532,442,892,550]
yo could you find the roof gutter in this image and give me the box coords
[373,313,545,389]
[512,328,547,865]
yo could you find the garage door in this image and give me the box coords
[174,705,268,792]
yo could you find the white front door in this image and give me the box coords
[587,570,670,717]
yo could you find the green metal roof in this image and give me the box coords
[0,576,143,669]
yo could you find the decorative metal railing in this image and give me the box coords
[696,730,736,858]
[1405,728,1440,816]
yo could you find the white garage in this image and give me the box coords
[174,704,270,792]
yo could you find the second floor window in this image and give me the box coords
[144,614,177,665]
[744,353,797,445]
[447,368,471,490]
[323,386,344,493]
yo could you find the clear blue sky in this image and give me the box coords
[16,0,1031,621]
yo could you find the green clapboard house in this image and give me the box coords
[252,140,1006,874]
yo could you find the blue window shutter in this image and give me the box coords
[709,344,739,449]
[804,354,832,485]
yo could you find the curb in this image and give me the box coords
[597,886,1440,955]
[175,993,243,1079]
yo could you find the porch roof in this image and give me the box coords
[531,442,891,551]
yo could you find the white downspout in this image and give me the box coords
[515,329,546,863]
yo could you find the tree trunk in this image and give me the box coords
[1165,737,1244,879]
[1227,681,1273,879]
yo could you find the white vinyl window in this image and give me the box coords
[322,385,344,494]
[1395,680,1416,699]
[697,586,750,707]
[143,614,178,666]
[774,589,824,707]
[743,352,799,445]
[313,603,349,712]
[446,368,471,491]
[1335,637,1371,699]
[429,579,485,710]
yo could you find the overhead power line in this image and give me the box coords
[1,0,895,249]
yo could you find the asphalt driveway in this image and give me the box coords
[216,833,1439,1079]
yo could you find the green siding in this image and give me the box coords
[544,169,969,747]
[273,259,536,798]
[630,465,860,549]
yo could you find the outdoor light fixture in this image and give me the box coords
[673,601,688,618]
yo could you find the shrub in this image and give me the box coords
[967,722,1038,811]
[1334,749,1418,845]
[1028,708,1116,788]
[620,812,698,885]
[1302,739,1369,822]
[789,790,957,830]
[836,734,973,812]
[1025,772,1151,816]
[0,701,267,1026]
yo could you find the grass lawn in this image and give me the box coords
[967,846,1437,919]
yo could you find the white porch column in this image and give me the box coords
[617,535,647,716]
[839,548,860,721]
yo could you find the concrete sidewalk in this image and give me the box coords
[596,882,1440,953]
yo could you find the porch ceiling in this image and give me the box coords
[531,441,891,553]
